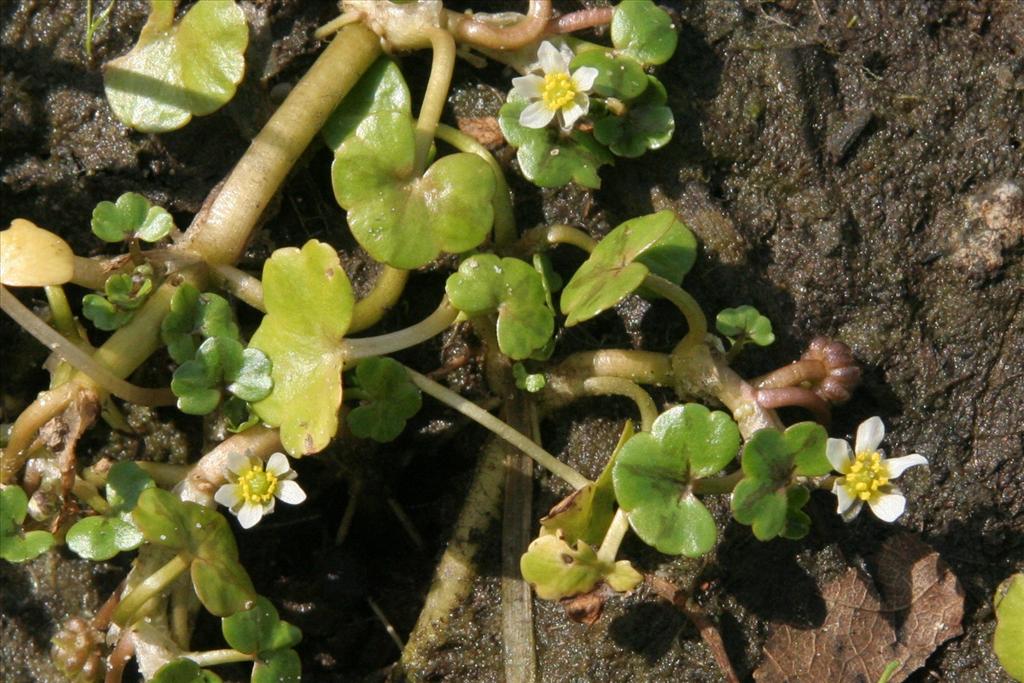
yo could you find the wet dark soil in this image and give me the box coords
[2,1,1022,682]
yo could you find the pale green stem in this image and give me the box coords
[692,469,743,496]
[72,476,109,514]
[642,275,707,353]
[413,28,456,176]
[313,11,361,39]
[0,285,175,406]
[342,299,458,363]
[553,349,675,386]
[184,649,255,667]
[211,264,265,312]
[134,462,192,489]
[546,224,597,252]
[406,367,590,490]
[597,508,630,564]
[348,266,410,334]
[113,553,190,627]
[581,376,658,432]
[170,576,191,650]
[43,286,78,339]
[434,124,516,246]
[178,24,381,265]
[72,256,111,291]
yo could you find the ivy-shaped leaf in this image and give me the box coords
[91,193,174,243]
[520,533,642,601]
[322,57,411,151]
[103,0,249,133]
[560,210,696,326]
[161,283,240,364]
[592,76,674,158]
[446,254,555,360]
[222,596,301,656]
[542,420,633,547]
[249,240,353,457]
[0,485,55,562]
[730,423,828,541]
[716,305,775,347]
[345,357,422,443]
[171,336,272,416]
[151,659,223,683]
[613,405,740,556]
[570,49,648,100]
[332,111,494,269]
[66,462,154,561]
[611,0,678,66]
[499,94,613,189]
[83,264,156,331]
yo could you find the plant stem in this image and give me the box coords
[581,376,658,432]
[184,649,255,667]
[211,264,264,312]
[170,575,191,650]
[133,462,191,489]
[72,255,112,290]
[348,266,410,334]
[448,0,552,50]
[435,124,516,246]
[342,299,458,362]
[406,367,590,490]
[72,476,110,514]
[413,28,456,177]
[693,469,743,496]
[642,275,707,353]
[112,552,190,627]
[0,286,175,407]
[756,387,831,424]
[752,358,828,389]
[546,7,614,34]
[555,349,675,385]
[597,508,630,564]
[178,24,381,265]
[546,224,597,252]
[178,425,281,504]
[43,286,78,339]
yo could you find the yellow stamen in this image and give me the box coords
[238,464,279,505]
[842,450,889,503]
[542,72,577,111]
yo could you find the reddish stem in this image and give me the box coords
[756,387,831,424]
[752,358,827,389]
[104,631,134,683]
[545,7,614,34]
[452,0,552,50]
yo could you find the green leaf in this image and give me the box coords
[252,649,301,683]
[322,57,411,151]
[105,266,155,310]
[103,0,248,133]
[222,596,302,656]
[542,420,633,546]
[781,486,811,540]
[570,50,648,100]
[151,659,223,683]
[83,293,133,331]
[345,358,421,443]
[446,254,555,360]
[994,573,1024,680]
[593,77,674,158]
[228,348,273,403]
[560,210,694,326]
[613,405,740,556]
[1,485,55,562]
[133,488,238,559]
[106,461,156,513]
[191,556,256,617]
[499,96,612,189]
[91,192,174,243]
[250,240,353,456]
[716,305,775,346]
[223,396,260,433]
[730,423,827,540]
[513,363,547,393]
[611,0,678,66]
[65,515,144,561]
[520,534,642,601]
[171,355,221,416]
[332,111,494,269]
[161,284,240,364]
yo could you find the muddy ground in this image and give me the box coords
[1,0,1022,681]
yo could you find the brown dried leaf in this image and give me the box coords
[755,534,964,683]
[456,116,504,149]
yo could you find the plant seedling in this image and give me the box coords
[610,0,679,66]
[716,305,775,350]
[170,336,272,416]
[151,660,223,683]
[346,357,422,443]
[103,0,248,133]
[161,283,240,364]
[513,363,547,393]
[91,192,175,244]
[560,210,696,326]
[222,596,302,682]
[446,254,555,360]
[83,264,156,331]
[66,461,154,561]
[730,422,829,540]
[593,76,675,158]
[520,532,642,601]
[249,240,353,457]
[613,405,741,556]
[0,485,55,562]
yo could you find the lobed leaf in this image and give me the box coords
[611,0,678,66]
[520,534,641,601]
[222,596,302,656]
[161,284,239,364]
[0,485,55,562]
[91,192,174,243]
[151,660,223,683]
[66,516,144,561]
[716,305,775,346]
[570,50,648,100]
[322,57,411,151]
[593,77,674,158]
[346,357,422,443]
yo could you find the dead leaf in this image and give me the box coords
[561,583,615,625]
[456,116,504,149]
[755,534,964,683]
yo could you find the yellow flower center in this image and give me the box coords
[542,72,577,111]
[239,465,278,504]
[843,451,889,501]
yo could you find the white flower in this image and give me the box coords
[511,41,599,132]
[214,452,306,529]
[827,416,927,522]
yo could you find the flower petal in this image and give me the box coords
[868,491,906,522]
[512,74,544,99]
[832,480,860,521]
[237,502,264,529]
[571,66,599,92]
[559,100,587,130]
[855,416,885,453]
[266,452,290,477]
[520,101,556,128]
[275,479,307,505]
[214,484,241,509]
[538,41,567,74]
[884,454,928,478]
[826,438,853,472]
[225,452,250,477]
